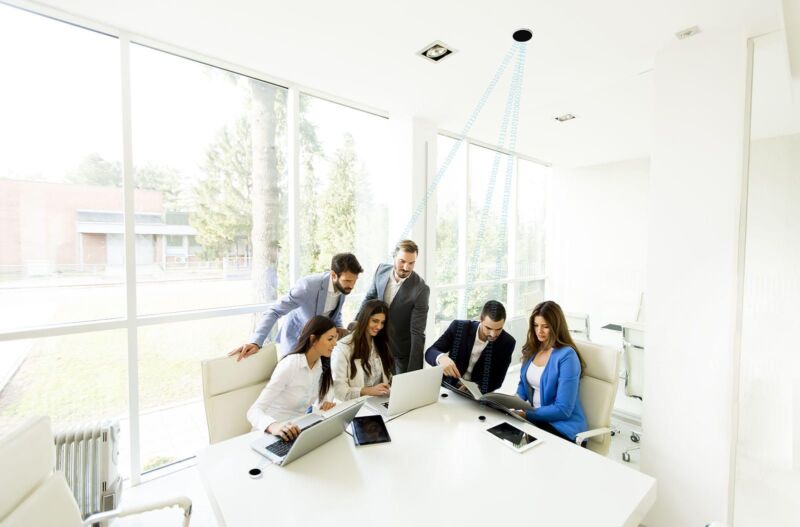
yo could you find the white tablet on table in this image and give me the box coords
[485,421,543,453]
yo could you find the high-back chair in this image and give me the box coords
[201,343,279,444]
[565,311,591,341]
[0,416,191,527]
[573,339,620,455]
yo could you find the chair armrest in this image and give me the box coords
[82,495,192,527]
[575,427,611,445]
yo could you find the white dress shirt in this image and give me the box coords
[383,271,408,306]
[525,361,546,409]
[463,333,489,381]
[323,277,341,317]
[247,353,324,432]
[331,334,389,401]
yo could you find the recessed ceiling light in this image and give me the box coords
[512,28,533,42]
[418,41,455,63]
[675,26,701,40]
[555,113,576,122]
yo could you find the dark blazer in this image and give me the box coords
[361,264,430,373]
[425,320,515,394]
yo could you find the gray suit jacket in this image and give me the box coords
[250,271,345,357]
[361,264,430,373]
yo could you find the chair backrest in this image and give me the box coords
[565,311,591,341]
[622,325,644,399]
[0,416,83,527]
[201,344,279,443]
[574,339,619,455]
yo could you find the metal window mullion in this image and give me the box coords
[119,33,141,486]
[287,87,300,284]
[457,140,469,318]
[507,156,519,314]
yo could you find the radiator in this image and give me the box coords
[53,420,123,522]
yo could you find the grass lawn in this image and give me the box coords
[0,279,256,435]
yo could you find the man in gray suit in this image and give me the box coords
[360,240,429,373]
[229,253,363,360]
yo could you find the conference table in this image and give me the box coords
[197,385,657,527]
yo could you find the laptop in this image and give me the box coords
[250,400,364,466]
[366,365,444,420]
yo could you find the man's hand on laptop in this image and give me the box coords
[320,401,337,412]
[228,343,260,362]
[361,383,391,397]
[267,422,300,441]
[436,354,461,379]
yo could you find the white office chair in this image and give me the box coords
[621,323,644,461]
[573,339,620,455]
[565,311,591,341]
[201,343,279,444]
[0,416,191,527]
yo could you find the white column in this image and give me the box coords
[642,29,751,526]
[386,115,437,278]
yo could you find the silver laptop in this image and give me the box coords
[367,365,444,419]
[250,400,364,466]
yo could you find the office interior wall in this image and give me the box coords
[733,30,800,521]
[545,158,649,347]
[642,29,750,527]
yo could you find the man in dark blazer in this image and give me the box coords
[425,300,515,394]
[360,240,429,373]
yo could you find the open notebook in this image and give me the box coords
[443,378,532,423]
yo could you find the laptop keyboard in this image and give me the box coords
[266,438,295,457]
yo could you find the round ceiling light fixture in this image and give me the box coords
[513,28,533,42]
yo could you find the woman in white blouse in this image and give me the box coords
[247,315,338,441]
[331,299,395,401]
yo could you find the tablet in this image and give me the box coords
[485,421,541,453]
[351,415,391,446]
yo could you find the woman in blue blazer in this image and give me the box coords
[515,301,588,442]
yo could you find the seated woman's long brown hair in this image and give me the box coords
[522,300,586,375]
[287,315,336,401]
[348,299,394,381]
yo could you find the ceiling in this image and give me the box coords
[28,0,786,167]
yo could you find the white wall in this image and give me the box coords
[642,29,750,526]
[546,158,649,347]
[733,132,800,525]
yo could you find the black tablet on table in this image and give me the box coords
[351,415,391,446]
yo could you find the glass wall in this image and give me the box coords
[130,44,289,313]
[0,4,124,330]
[431,135,548,324]
[734,32,800,525]
[0,4,391,480]
[298,94,391,322]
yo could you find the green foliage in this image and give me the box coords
[67,153,184,210]
[192,118,253,259]
[316,133,358,270]
[67,153,121,187]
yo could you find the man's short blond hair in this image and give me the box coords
[393,239,419,256]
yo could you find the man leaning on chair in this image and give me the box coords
[229,252,363,361]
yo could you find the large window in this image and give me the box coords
[130,44,289,313]
[432,135,548,325]
[298,94,391,321]
[0,4,123,331]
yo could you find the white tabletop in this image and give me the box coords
[197,388,656,527]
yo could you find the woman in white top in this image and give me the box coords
[247,315,338,441]
[331,299,394,401]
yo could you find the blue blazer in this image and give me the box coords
[516,346,587,441]
[250,272,345,356]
